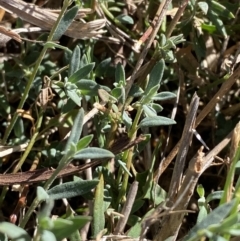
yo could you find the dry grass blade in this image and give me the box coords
[153,129,233,240]
[0,0,106,39]
[157,64,240,178]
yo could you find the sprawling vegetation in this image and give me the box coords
[0,0,240,240]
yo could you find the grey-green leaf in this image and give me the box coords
[152,91,176,101]
[69,45,81,77]
[198,2,208,15]
[64,108,84,153]
[76,135,93,151]
[0,222,31,241]
[41,230,57,241]
[69,63,95,83]
[37,186,49,201]
[53,5,79,41]
[146,59,165,93]
[74,147,114,159]
[66,89,82,107]
[47,179,99,200]
[115,63,126,84]
[92,175,105,238]
[143,104,157,117]
[50,216,91,240]
[116,14,134,24]
[183,199,236,241]
[139,116,176,128]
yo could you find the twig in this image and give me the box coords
[168,93,199,200]
[166,0,190,38]
[114,181,139,234]
[125,0,173,99]
[156,64,240,178]
[154,127,233,240]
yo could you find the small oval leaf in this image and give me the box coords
[139,116,176,128]
[53,5,79,41]
[69,45,81,77]
[152,91,177,101]
[146,59,165,93]
[116,14,134,24]
[68,63,95,83]
[47,179,99,200]
[0,222,31,241]
[76,135,93,151]
[74,147,114,159]
[142,104,157,117]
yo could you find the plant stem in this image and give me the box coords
[117,107,143,203]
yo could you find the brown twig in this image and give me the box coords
[156,64,240,178]
[154,128,233,240]
[125,0,173,99]
[0,135,145,186]
[114,181,139,234]
[167,93,199,201]
[165,0,190,38]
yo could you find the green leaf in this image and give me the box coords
[0,222,31,241]
[64,108,84,153]
[207,10,227,37]
[198,2,208,15]
[65,88,82,107]
[115,63,126,84]
[40,230,57,241]
[152,91,176,101]
[183,199,236,241]
[193,32,206,61]
[47,179,99,200]
[95,58,112,77]
[142,104,157,117]
[68,63,95,83]
[116,14,134,24]
[111,87,125,104]
[210,0,235,19]
[139,116,176,128]
[150,103,163,113]
[142,85,160,104]
[197,184,205,197]
[74,147,114,159]
[76,79,99,96]
[37,186,49,201]
[117,160,132,176]
[53,5,79,41]
[129,84,144,97]
[206,191,223,203]
[122,110,132,129]
[145,59,165,93]
[76,135,93,151]
[69,45,81,77]
[50,216,91,240]
[92,175,105,238]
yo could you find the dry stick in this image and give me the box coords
[167,93,199,201]
[154,130,233,241]
[125,0,173,98]
[114,181,139,234]
[0,135,145,186]
[165,0,190,38]
[0,0,106,39]
[156,64,240,179]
